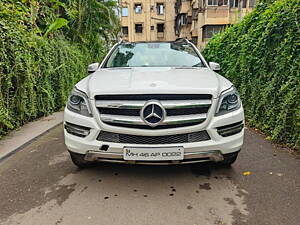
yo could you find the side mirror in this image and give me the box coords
[209,62,221,72]
[88,63,100,74]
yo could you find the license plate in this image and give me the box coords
[123,147,184,161]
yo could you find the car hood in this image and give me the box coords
[76,67,232,99]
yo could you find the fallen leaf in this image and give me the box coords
[243,171,251,176]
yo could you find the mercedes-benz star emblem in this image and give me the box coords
[140,101,166,127]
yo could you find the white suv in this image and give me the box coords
[64,39,244,168]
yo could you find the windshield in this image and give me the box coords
[104,42,205,68]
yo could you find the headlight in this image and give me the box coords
[215,86,241,116]
[67,88,92,117]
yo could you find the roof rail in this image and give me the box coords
[174,38,189,43]
[119,38,125,43]
[118,37,131,44]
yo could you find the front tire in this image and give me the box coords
[191,151,239,172]
[69,152,95,169]
[219,152,239,167]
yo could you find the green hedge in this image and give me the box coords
[0,1,104,137]
[203,0,300,150]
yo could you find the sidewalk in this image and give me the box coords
[0,112,63,161]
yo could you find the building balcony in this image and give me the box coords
[229,8,253,24]
[191,0,199,9]
[121,16,129,25]
[203,6,230,25]
[180,0,191,14]
[157,32,164,38]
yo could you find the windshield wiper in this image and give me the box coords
[192,63,204,67]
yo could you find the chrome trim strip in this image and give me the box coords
[164,114,206,125]
[64,123,90,136]
[96,100,144,109]
[84,150,224,164]
[217,123,244,133]
[95,99,211,109]
[100,113,207,125]
[86,158,211,165]
[100,114,144,125]
[218,127,244,137]
[162,100,211,109]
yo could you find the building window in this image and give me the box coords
[230,0,248,8]
[156,3,164,15]
[151,26,155,31]
[135,24,143,33]
[208,0,228,6]
[208,0,217,6]
[203,25,226,39]
[157,23,164,32]
[181,14,187,25]
[192,36,198,45]
[122,7,128,17]
[134,3,142,14]
[249,0,256,7]
[235,0,239,8]
[122,26,128,36]
[242,0,247,8]
[192,9,198,20]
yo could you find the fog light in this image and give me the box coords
[64,122,91,137]
[217,121,244,137]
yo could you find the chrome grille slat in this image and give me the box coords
[162,114,207,125]
[95,94,212,129]
[100,114,144,125]
[100,114,207,126]
[95,99,211,109]
[162,100,211,109]
[95,100,144,109]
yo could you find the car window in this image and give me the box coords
[104,42,205,68]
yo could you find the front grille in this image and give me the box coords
[95,94,212,129]
[99,107,210,117]
[97,131,210,144]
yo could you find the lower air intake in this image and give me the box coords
[97,131,210,145]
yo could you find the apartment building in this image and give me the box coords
[119,0,256,49]
[119,0,177,42]
[175,0,256,49]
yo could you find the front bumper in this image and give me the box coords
[83,150,224,165]
[64,106,244,164]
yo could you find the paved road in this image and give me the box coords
[0,125,299,225]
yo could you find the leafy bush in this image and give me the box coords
[203,0,300,150]
[0,0,119,137]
